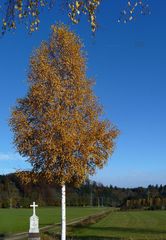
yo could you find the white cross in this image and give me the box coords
[30,202,38,216]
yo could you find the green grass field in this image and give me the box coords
[1,208,166,239]
[69,210,166,240]
[0,207,106,235]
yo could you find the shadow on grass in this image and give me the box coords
[67,237,123,240]
[0,233,6,240]
[45,232,122,240]
[45,227,166,240]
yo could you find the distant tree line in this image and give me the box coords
[0,173,166,210]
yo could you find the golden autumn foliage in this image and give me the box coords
[1,0,150,34]
[9,24,119,186]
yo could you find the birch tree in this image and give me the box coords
[1,0,150,34]
[9,24,119,239]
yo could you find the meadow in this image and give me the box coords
[1,208,166,239]
[69,210,166,240]
[0,207,106,235]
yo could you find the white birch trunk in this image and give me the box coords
[61,184,66,240]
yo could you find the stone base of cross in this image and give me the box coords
[28,232,40,240]
[28,202,40,240]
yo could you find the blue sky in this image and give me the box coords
[0,0,166,187]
